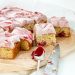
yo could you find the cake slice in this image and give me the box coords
[34,23,56,46]
[0,31,20,59]
[12,27,33,51]
[50,16,70,37]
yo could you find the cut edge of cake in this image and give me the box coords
[34,23,56,46]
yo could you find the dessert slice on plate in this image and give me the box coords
[50,16,71,37]
[34,23,56,46]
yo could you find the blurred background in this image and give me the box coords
[0,0,74,11]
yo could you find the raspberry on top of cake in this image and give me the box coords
[34,23,56,46]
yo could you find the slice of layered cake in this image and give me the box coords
[34,23,56,46]
[50,16,71,37]
[0,31,20,59]
[12,27,33,51]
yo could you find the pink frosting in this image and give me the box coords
[0,31,16,48]
[34,23,56,35]
[0,27,33,48]
[50,16,69,27]
[31,12,47,23]
[13,17,35,27]
[0,20,14,31]
[12,27,33,43]
[0,7,47,23]
[1,7,33,18]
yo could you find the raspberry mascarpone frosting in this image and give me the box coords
[31,12,47,23]
[31,46,45,61]
[0,7,47,23]
[50,16,69,27]
[12,27,33,43]
[34,23,56,35]
[14,17,35,27]
[0,27,33,48]
[0,20,14,31]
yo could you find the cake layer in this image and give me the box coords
[20,39,32,51]
[55,27,70,37]
[0,42,20,59]
[36,34,56,46]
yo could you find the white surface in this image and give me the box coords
[58,52,75,75]
[36,0,75,12]
[0,0,74,75]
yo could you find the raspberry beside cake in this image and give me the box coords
[0,20,14,32]
[50,16,70,37]
[34,23,56,46]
